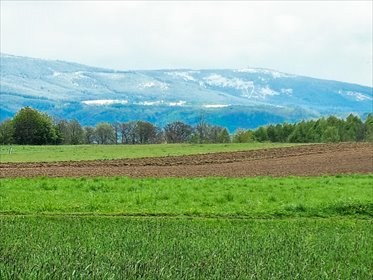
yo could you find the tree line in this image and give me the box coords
[233,114,373,143]
[0,107,372,145]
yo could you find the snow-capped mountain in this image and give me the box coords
[1,53,372,131]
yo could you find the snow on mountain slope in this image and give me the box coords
[1,53,372,130]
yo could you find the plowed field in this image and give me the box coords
[1,143,372,178]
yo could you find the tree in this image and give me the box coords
[56,120,69,144]
[164,121,193,143]
[342,114,363,142]
[218,128,231,143]
[232,129,254,143]
[120,121,138,144]
[136,121,158,144]
[206,126,225,143]
[364,113,373,142]
[69,119,84,145]
[321,126,340,143]
[95,122,115,144]
[189,123,229,144]
[0,119,14,144]
[84,126,95,144]
[112,122,121,144]
[311,118,327,143]
[267,125,279,142]
[281,123,294,142]
[287,122,310,143]
[254,126,268,142]
[153,127,165,144]
[56,119,84,144]
[326,115,342,127]
[12,107,57,145]
[303,120,318,143]
[195,115,209,143]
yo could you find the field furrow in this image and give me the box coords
[1,143,372,178]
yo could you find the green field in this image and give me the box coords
[1,175,372,218]
[0,143,297,162]
[1,175,372,279]
[1,217,372,279]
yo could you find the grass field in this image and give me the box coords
[1,175,372,218]
[1,175,372,279]
[0,143,297,162]
[1,217,372,279]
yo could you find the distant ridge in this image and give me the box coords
[1,53,372,131]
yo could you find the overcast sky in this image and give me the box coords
[1,1,372,86]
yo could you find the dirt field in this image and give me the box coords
[1,143,372,178]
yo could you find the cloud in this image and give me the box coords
[1,1,372,86]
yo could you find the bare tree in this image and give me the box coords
[84,126,95,144]
[196,115,209,143]
[95,122,115,144]
[69,119,84,145]
[112,122,121,144]
[120,121,138,144]
[57,119,84,144]
[136,121,157,144]
[164,121,193,143]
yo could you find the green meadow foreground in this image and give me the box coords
[2,217,372,279]
[1,175,372,279]
[0,143,296,162]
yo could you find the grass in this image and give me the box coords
[1,217,372,279]
[1,175,372,218]
[0,142,297,162]
[1,174,372,279]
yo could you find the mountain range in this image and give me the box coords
[1,53,372,131]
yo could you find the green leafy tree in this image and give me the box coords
[282,123,294,142]
[232,129,254,143]
[288,121,311,143]
[321,126,340,143]
[311,118,328,143]
[12,107,57,145]
[364,113,373,142]
[303,120,318,142]
[326,116,342,127]
[0,119,14,144]
[254,127,268,142]
[342,114,363,141]
[267,125,279,142]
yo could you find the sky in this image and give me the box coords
[1,1,372,86]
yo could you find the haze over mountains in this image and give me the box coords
[1,53,372,131]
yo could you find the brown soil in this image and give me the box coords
[1,143,372,178]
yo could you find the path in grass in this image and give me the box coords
[0,143,297,163]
